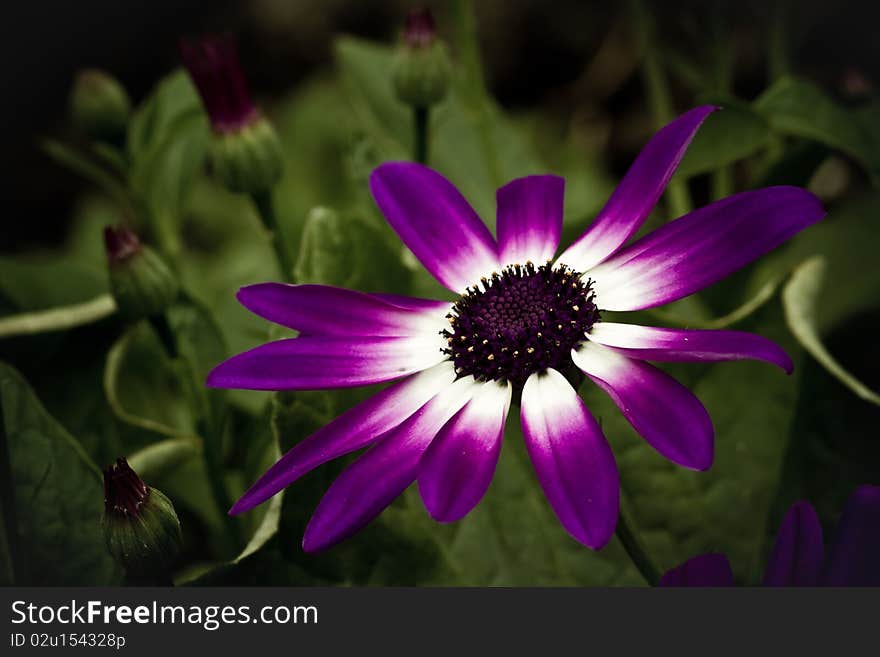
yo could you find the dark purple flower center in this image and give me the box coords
[104,457,149,517]
[442,262,599,384]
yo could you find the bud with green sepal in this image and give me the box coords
[392,8,451,110]
[69,69,131,143]
[179,35,284,195]
[180,34,291,279]
[102,458,182,582]
[209,118,284,194]
[104,225,179,321]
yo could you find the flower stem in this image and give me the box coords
[631,0,692,219]
[148,314,178,360]
[615,500,661,586]
[413,106,429,164]
[160,313,243,551]
[452,0,503,188]
[251,190,294,282]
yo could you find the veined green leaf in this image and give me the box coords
[0,362,120,584]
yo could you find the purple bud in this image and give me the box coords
[102,458,182,577]
[103,457,149,518]
[179,34,258,133]
[403,8,437,49]
[103,225,178,319]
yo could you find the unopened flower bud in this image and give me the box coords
[104,226,178,320]
[70,69,131,142]
[392,8,451,108]
[102,458,182,578]
[180,35,284,194]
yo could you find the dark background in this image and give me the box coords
[2,0,878,252]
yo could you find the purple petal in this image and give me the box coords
[302,376,482,552]
[587,187,825,311]
[762,500,824,586]
[659,553,736,587]
[557,106,717,272]
[368,292,452,312]
[823,485,880,586]
[206,334,446,391]
[496,175,564,266]
[229,362,456,515]
[418,380,512,522]
[370,162,500,293]
[520,369,619,549]
[573,341,714,470]
[238,283,445,336]
[588,322,794,374]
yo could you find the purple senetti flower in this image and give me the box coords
[660,485,880,586]
[179,34,258,133]
[207,105,825,553]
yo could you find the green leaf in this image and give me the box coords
[128,69,206,161]
[294,207,411,294]
[755,77,880,183]
[0,294,116,339]
[41,140,133,214]
[127,437,202,481]
[675,99,772,179]
[0,362,120,584]
[0,256,107,313]
[583,310,804,584]
[127,70,211,257]
[769,308,880,539]
[103,323,198,440]
[748,191,880,334]
[783,257,879,405]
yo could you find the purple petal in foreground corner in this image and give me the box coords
[520,368,619,549]
[588,322,794,374]
[418,380,512,522]
[237,283,443,337]
[572,341,714,470]
[588,187,825,312]
[659,553,736,587]
[206,334,445,391]
[370,162,500,294]
[302,376,482,552]
[823,484,880,586]
[762,501,825,586]
[557,105,717,273]
[229,362,456,515]
[496,175,564,266]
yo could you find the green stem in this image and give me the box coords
[148,314,178,360]
[150,210,183,271]
[615,501,661,586]
[0,294,117,339]
[452,0,503,188]
[413,106,429,165]
[163,315,243,551]
[768,0,790,82]
[631,0,692,219]
[251,190,294,282]
[709,5,734,202]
